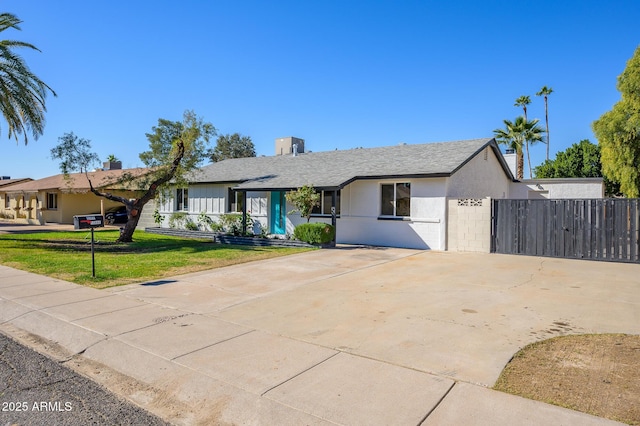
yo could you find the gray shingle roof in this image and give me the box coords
[190,138,509,190]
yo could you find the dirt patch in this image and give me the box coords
[494,334,640,425]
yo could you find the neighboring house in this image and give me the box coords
[157,138,517,250]
[0,177,32,188]
[0,167,148,225]
[0,177,32,220]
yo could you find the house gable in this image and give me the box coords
[446,144,512,199]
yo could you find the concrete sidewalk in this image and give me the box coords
[1,247,636,425]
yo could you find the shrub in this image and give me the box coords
[257,222,268,238]
[184,218,198,230]
[197,211,216,231]
[293,223,335,245]
[168,212,188,229]
[219,213,254,235]
[286,185,320,222]
[153,208,164,225]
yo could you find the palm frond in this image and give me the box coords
[0,12,56,144]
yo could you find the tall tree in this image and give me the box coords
[536,86,553,161]
[494,116,543,179]
[50,133,99,174]
[51,110,216,242]
[522,117,545,178]
[0,13,56,144]
[592,46,640,198]
[534,139,602,178]
[494,117,525,179]
[514,95,531,121]
[209,133,256,162]
[514,95,534,177]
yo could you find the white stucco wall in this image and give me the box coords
[509,179,604,199]
[446,146,511,199]
[337,178,447,250]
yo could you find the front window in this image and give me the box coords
[46,193,58,209]
[312,190,341,215]
[380,183,411,217]
[176,188,188,211]
[227,188,244,212]
[4,195,9,209]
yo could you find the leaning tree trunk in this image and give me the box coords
[85,139,186,243]
[117,202,144,242]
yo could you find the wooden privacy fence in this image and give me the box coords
[491,199,640,263]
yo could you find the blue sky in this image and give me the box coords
[3,1,639,179]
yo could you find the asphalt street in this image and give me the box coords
[0,332,170,426]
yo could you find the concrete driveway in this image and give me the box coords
[2,246,637,425]
[110,247,639,387]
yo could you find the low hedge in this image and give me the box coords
[293,223,335,245]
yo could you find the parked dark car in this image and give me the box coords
[105,206,128,225]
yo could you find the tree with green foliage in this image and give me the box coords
[208,133,256,162]
[522,118,545,178]
[592,46,640,198]
[515,96,531,174]
[50,133,99,173]
[534,139,620,196]
[534,139,601,178]
[495,117,525,180]
[494,116,544,179]
[285,185,320,222]
[536,86,553,161]
[51,110,216,242]
[0,13,56,144]
[514,95,531,120]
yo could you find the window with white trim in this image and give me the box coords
[176,188,188,211]
[380,183,411,217]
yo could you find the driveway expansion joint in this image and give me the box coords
[417,381,457,425]
[261,351,340,397]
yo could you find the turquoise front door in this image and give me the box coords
[270,191,286,235]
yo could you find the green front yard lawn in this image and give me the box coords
[0,230,312,289]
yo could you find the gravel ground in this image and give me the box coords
[0,333,171,426]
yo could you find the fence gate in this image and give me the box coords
[491,199,640,263]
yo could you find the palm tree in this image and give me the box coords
[536,86,553,161]
[494,116,544,179]
[494,117,525,179]
[514,95,532,177]
[521,117,545,178]
[514,95,531,120]
[0,13,56,145]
